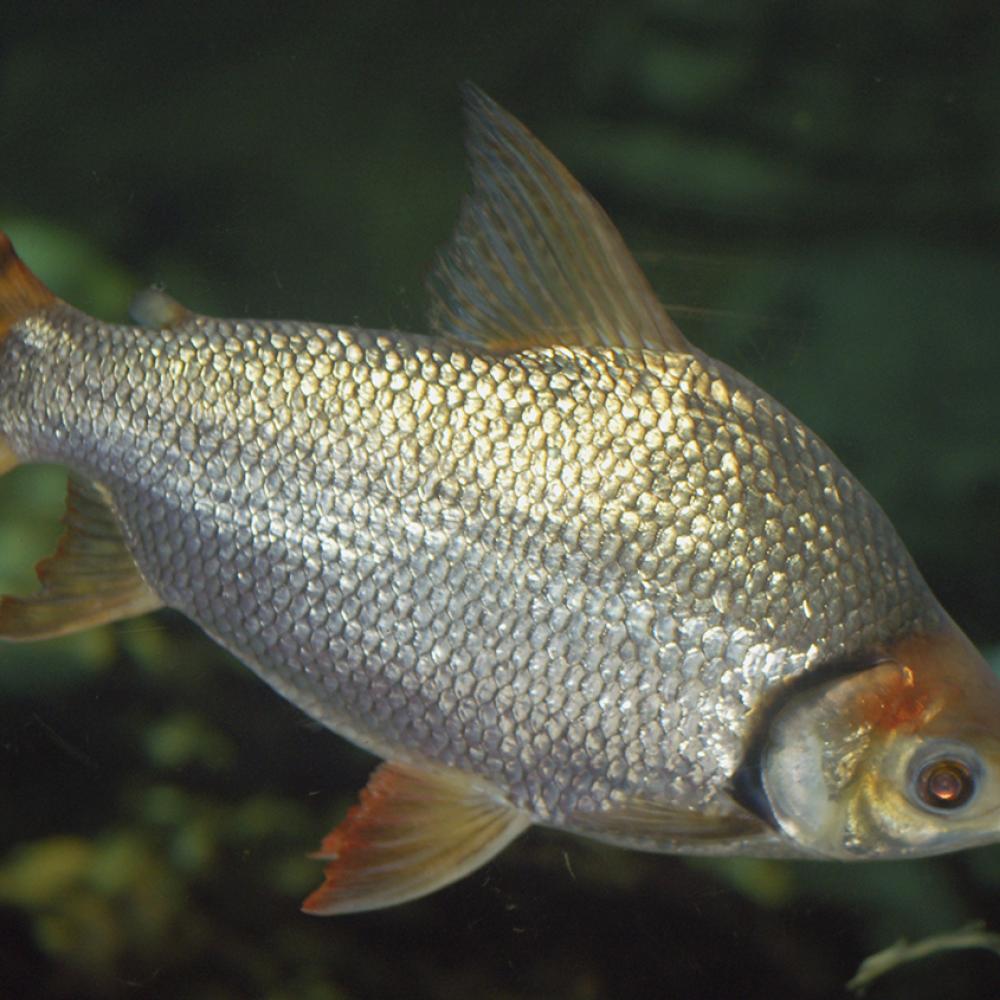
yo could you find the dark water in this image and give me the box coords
[1,2,999,997]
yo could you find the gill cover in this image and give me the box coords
[758,657,907,856]
[747,630,1000,859]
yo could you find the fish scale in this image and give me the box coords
[1,87,998,914]
[1,306,933,813]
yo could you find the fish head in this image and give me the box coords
[752,624,1000,859]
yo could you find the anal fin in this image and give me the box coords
[302,761,531,915]
[0,474,161,640]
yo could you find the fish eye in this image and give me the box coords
[912,755,977,813]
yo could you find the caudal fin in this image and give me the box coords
[0,233,57,340]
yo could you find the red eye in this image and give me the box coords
[916,759,975,811]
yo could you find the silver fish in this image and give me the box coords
[2,87,998,914]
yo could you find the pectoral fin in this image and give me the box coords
[0,475,161,640]
[302,761,532,915]
[571,794,767,849]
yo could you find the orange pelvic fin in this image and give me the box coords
[0,475,161,640]
[302,761,531,915]
[0,233,57,341]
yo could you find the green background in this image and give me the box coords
[1,2,999,997]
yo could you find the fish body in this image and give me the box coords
[2,88,999,913]
[0,304,942,829]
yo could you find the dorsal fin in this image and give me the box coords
[427,86,690,356]
[0,233,58,341]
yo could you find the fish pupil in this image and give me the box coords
[918,759,974,810]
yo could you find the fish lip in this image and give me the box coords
[727,647,892,833]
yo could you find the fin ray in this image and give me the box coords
[0,475,161,640]
[571,793,766,848]
[302,761,531,915]
[427,86,690,356]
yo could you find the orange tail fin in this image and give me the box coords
[0,233,57,340]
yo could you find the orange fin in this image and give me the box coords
[0,233,57,341]
[302,761,531,915]
[427,85,691,356]
[129,287,194,329]
[0,475,161,641]
[571,793,766,849]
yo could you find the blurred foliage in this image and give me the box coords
[1,1,999,998]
